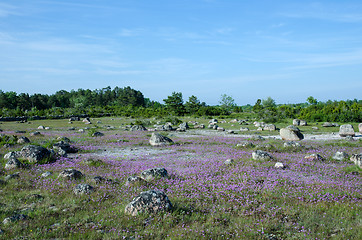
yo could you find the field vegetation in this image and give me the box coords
[0,116,361,239]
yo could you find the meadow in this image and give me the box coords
[0,117,361,239]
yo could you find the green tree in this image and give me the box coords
[163,92,185,115]
[185,95,202,114]
[262,97,276,110]
[307,96,318,105]
[252,99,262,112]
[219,94,236,113]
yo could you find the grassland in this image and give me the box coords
[0,117,361,239]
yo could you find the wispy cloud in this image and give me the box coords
[0,3,19,17]
[280,2,362,23]
[118,28,145,37]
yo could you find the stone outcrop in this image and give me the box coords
[124,190,172,216]
[339,124,355,137]
[252,150,273,161]
[149,133,173,146]
[280,125,304,141]
[140,168,168,181]
[20,145,52,163]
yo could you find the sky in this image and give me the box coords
[0,0,362,105]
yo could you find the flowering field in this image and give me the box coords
[0,119,361,239]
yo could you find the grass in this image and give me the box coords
[0,117,361,239]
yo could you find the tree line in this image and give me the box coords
[0,86,361,122]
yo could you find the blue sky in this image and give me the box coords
[1,0,361,105]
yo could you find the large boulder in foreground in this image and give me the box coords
[280,125,304,141]
[149,133,173,146]
[124,190,172,216]
[20,145,52,163]
[339,124,355,137]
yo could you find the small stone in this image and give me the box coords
[274,162,285,169]
[30,131,41,136]
[333,151,349,161]
[125,176,147,186]
[252,150,273,161]
[5,158,23,170]
[2,214,28,225]
[17,136,30,144]
[304,153,324,161]
[73,184,94,195]
[350,154,362,167]
[283,141,302,148]
[224,159,234,165]
[5,172,20,181]
[58,169,83,180]
[140,168,168,181]
[92,132,104,137]
[42,171,52,177]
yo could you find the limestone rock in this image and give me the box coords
[124,190,172,216]
[339,124,355,137]
[92,132,104,137]
[236,141,255,148]
[304,153,324,161]
[322,122,334,127]
[30,131,41,136]
[359,123,362,133]
[350,154,362,167]
[332,151,349,161]
[178,122,189,130]
[140,168,168,181]
[17,136,30,144]
[283,141,302,148]
[58,169,83,180]
[300,120,307,126]
[4,151,22,160]
[293,119,300,126]
[274,162,285,169]
[149,133,173,146]
[73,184,94,195]
[240,127,249,132]
[252,150,273,161]
[263,124,276,131]
[20,145,52,163]
[53,141,77,155]
[224,159,234,165]
[217,127,225,131]
[280,125,304,141]
[125,176,147,186]
[5,158,23,170]
[2,214,28,225]
[42,171,52,177]
[130,125,147,131]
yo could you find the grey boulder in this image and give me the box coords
[124,190,172,216]
[149,133,173,146]
[280,125,304,141]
